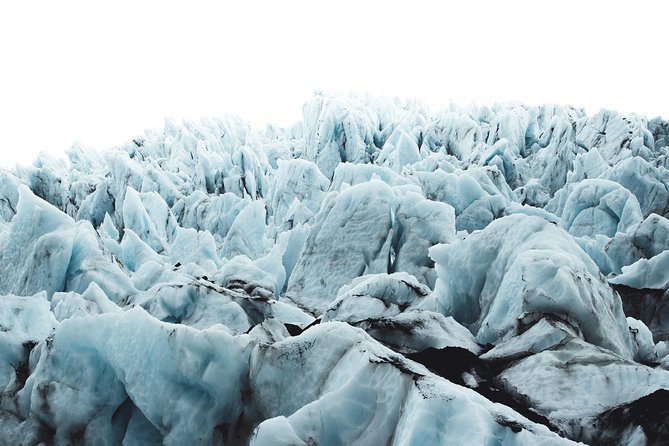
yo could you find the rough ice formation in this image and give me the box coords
[430,214,634,358]
[549,179,643,238]
[7,308,253,445]
[1,94,668,445]
[249,323,569,446]
[286,180,398,313]
[498,335,667,444]
[0,185,135,301]
[301,96,379,179]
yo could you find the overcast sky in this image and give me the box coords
[1,0,667,168]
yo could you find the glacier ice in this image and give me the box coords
[497,335,669,444]
[249,322,570,445]
[11,307,253,445]
[1,94,669,445]
[286,180,398,314]
[550,178,643,238]
[429,214,634,358]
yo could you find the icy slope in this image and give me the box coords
[1,94,669,445]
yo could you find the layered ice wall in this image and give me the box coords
[1,94,669,445]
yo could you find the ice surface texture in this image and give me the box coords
[1,93,669,445]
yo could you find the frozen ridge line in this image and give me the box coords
[1,93,669,445]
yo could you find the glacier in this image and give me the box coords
[1,93,669,445]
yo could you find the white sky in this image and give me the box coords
[1,0,667,168]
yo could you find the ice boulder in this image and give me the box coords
[429,214,634,358]
[169,227,222,273]
[323,272,431,323]
[0,170,24,222]
[10,307,253,445]
[605,156,669,218]
[302,94,378,178]
[249,322,574,445]
[609,249,669,290]
[391,192,456,287]
[122,187,175,253]
[0,185,75,297]
[376,128,422,173]
[421,110,483,162]
[0,186,135,302]
[268,158,329,231]
[51,282,121,322]
[497,336,669,444]
[575,110,652,165]
[550,179,643,238]
[415,167,509,232]
[173,191,248,245]
[523,110,583,196]
[0,293,57,394]
[286,180,397,314]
